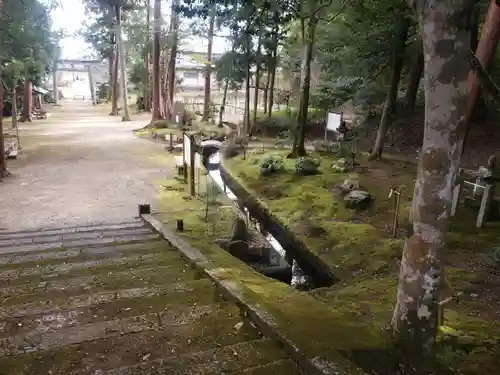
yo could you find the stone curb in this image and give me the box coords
[140,213,366,375]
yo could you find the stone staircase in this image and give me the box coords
[0,219,303,375]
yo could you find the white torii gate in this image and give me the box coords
[53,59,105,106]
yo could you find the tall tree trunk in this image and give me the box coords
[116,5,131,121]
[369,17,409,160]
[244,60,251,134]
[251,33,262,134]
[0,72,6,177]
[202,10,215,122]
[144,0,151,112]
[165,0,180,121]
[11,86,18,130]
[151,0,162,122]
[392,2,473,370]
[219,80,229,126]
[290,19,316,158]
[21,80,33,123]
[267,21,279,119]
[263,71,270,114]
[110,46,119,115]
[404,42,424,113]
[461,0,500,154]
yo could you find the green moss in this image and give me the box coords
[225,150,500,375]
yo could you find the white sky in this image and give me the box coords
[51,0,231,59]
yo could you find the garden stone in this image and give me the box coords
[344,190,374,210]
[339,177,360,194]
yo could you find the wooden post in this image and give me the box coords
[477,184,493,227]
[451,183,461,217]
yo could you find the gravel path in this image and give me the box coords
[0,101,171,231]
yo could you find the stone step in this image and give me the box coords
[0,220,145,239]
[0,238,170,269]
[91,338,286,375]
[0,249,187,288]
[0,226,154,248]
[0,263,198,304]
[236,359,305,374]
[0,315,260,375]
[0,233,161,255]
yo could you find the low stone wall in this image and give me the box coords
[219,152,339,288]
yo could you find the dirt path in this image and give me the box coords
[0,101,170,231]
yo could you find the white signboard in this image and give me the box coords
[195,153,201,169]
[183,134,191,165]
[326,112,342,132]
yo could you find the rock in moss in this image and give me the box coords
[332,158,349,173]
[295,157,320,175]
[344,190,374,210]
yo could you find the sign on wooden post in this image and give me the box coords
[325,112,343,140]
[182,133,196,196]
[183,133,190,184]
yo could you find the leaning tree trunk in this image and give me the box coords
[392,1,473,371]
[461,0,500,155]
[110,46,120,115]
[116,5,131,121]
[21,80,33,123]
[219,80,229,127]
[290,19,316,158]
[404,42,424,113]
[202,11,215,122]
[151,0,163,122]
[369,17,409,160]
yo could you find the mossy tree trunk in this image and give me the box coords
[267,19,278,120]
[392,1,473,371]
[290,17,317,158]
[11,86,18,130]
[369,17,409,160]
[202,10,215,122]
[404,41,423,113]
[144,0,151,112]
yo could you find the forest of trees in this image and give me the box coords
[2,0,500,372]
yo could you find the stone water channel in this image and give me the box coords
[204,151,317,290]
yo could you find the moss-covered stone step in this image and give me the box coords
[0,315,262,375]
[0,263,198,305]
[235,359,305,375]
[0,220,147,241]
[0,250,187,286]
[0,239,175,271]
[0,278,216,318]
[0,233,162,254]
[79,338,288,375]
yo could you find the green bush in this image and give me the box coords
[295,156,320,175]
[259,154,285,176]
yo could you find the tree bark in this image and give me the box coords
[11,86,18,130]
[392,1,473,370]
[461,0,500,154]
[151,0,162,122]
[0,77,6,177]
[219,80,229,126]
[116,5,131,122]
[404,42,424,113]
[263,70,270,114]
[369,17,409,160]
[244,57,251,134]
[290,18,317,158]
[267,21,279,119]
[165,0,180,121]
[144,0,151,112]
[21,80,33,123]
[110,46,120,115]
[250,32,262,135]
[202,10,215,122]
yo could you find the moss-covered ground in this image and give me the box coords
[152,157,388,373]
[224,149,500,375]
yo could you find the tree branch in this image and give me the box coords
[317,0,351,23]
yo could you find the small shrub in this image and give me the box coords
[259,154,285,176]
[295,157,320,175]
